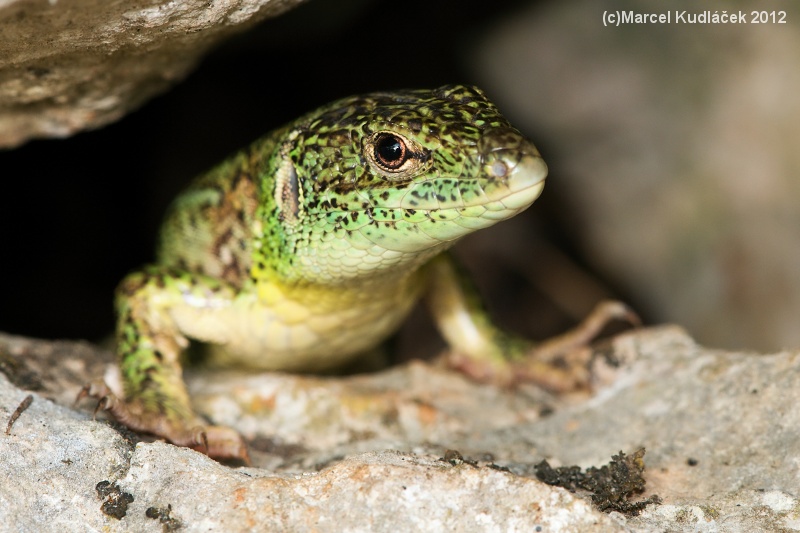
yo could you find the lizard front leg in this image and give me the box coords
[81,266,249,462]
[425,253,638,391]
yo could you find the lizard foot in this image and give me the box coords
[448,300,640,392]
[76,382,250,464]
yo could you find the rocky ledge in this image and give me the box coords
[1,326,798,531]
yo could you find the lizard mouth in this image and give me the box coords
[396,148,547,216]
[341,133,548,254]
[385,149,547,213]
[350,149,547,253]
[482,151,548,211]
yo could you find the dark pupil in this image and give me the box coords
[375,134,407,169]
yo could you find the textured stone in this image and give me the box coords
[0,0,304,148]
[2,327,800,531]
[3,382,614,532]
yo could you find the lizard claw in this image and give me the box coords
[532,300,640,360]
[512,299,640,392]
[76,381,250,464]
[187,426,251,464]
[447,300,639,393]
[76,381,119,419]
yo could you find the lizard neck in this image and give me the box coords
[253,260,429,315]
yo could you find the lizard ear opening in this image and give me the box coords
[275,151,301,225]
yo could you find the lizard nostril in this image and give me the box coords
[490,160,508,178]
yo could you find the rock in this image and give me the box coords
[470,0,800,352]
[0,337,616,531]
[0,0,305,148]
[2,327,800,531]
[120,446,620,532]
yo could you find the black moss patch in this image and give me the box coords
[96,480,135,520]
[535,448,661,516]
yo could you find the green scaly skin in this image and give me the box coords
[88,85,629,461]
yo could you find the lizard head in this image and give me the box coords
[261,84,547,283]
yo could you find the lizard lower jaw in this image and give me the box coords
[497,153,548,210]
[501,178,546,211]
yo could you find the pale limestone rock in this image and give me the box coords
[0,0,305,148]
[2,327,800,531]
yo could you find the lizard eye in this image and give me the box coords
[364,130,430,180]
[373,133,408,170]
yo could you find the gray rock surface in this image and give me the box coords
[2,327,799,531]
[470,0,800,352]
[0,0,304,148]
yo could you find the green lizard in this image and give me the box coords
[82,85,632,462]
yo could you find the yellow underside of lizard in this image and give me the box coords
[173,270,426,371]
